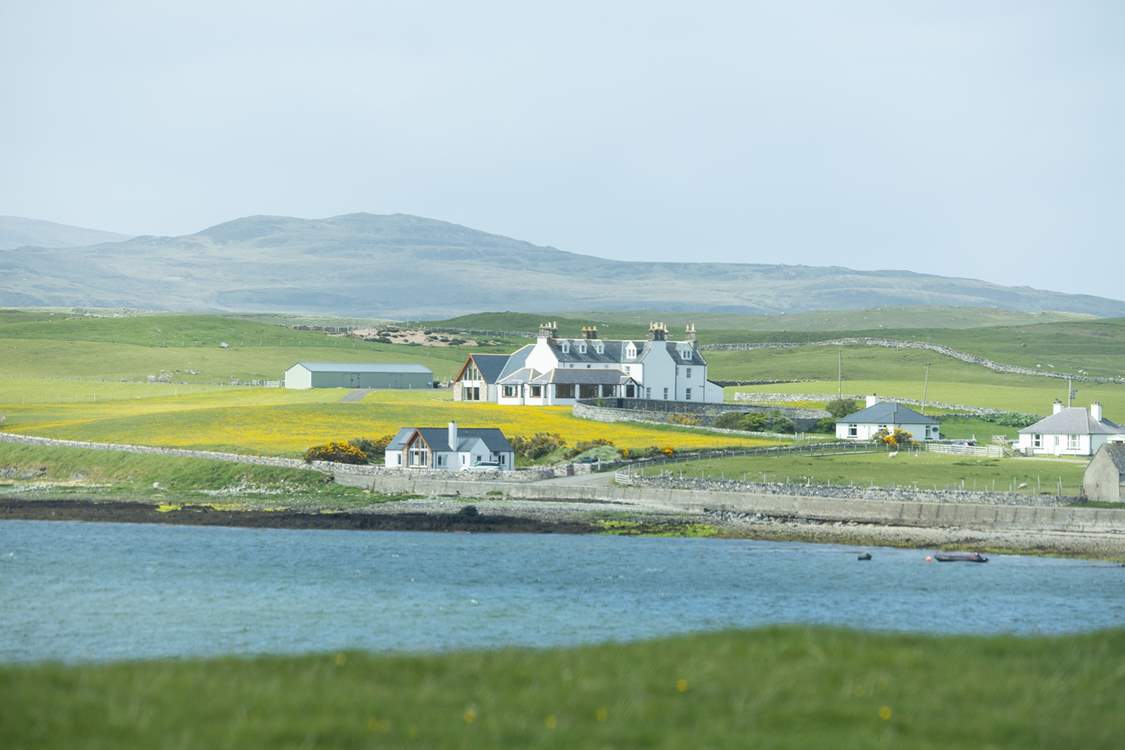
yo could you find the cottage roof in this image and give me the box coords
[292,362,432,374]
[1018,407,1123,435]
[465,353,510,384]
[387,427,513,454]
[838,401,939,425]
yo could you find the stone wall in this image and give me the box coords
[572,399,826,431]
[732,391,1008,416]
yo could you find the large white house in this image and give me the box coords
[384,421,515,471]
[836,395,941,442]
[452,322,724,405]
[1017,401,1125,457]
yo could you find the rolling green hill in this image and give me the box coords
[0,215,129,251]
[4,213,1124,317]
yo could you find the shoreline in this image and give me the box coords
[5,496,1125,561]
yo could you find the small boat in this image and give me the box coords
[857,552,872,561]
[933,552,988,563]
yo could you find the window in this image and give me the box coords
[686,367,692,378]
[577,342,586,354]
[437,455,444,467]
[646,387,652,399]
[1032,434,1042,448]
[530,385,542,397]
[685,387,692,400]
[556,384,575,399]
[1067,434,1080,450]
[663,387,669,400]
[502,385,518,398]
[848,424,858,437]
[625,343,637,359]
[594,341,604,354]
[560,341,570,353]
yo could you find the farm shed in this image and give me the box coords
[283,362,433,390]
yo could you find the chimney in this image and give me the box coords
[537,321,557,341]
[448,421,458,450]
[648,321,668,341]
[1052,399,1063,415]
[581,325,599,340]
[685,323,697,343]
[1091,402,1103,422]
[866,394,880,408]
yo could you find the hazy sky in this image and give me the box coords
[2,1,1122,298]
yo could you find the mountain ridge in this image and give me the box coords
[2,212,1122,318]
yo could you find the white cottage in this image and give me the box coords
[835,395,941,442]
[1017,401,1125,457]
[384,421,515,471]
[453,322,724,405]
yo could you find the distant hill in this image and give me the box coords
[0,216,130,251]
[3,212,1123,317]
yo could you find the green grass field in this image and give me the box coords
[637,451,1088,496]
[2,626,1122,749]
[0,442,384,509]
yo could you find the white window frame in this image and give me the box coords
[1033,434,1041,448]
[848,424,858,437]
[1067,434,1080,450]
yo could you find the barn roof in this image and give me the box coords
[292,362,432,374]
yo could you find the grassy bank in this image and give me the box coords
[0,442,382,509]
[2,627,1123,749]
[636,450,1088,496]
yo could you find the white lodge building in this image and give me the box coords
[1017,401,1125,457]
[453,322,724,406]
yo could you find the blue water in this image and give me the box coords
[1,520,1124,663]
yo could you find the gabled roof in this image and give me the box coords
[466,353,510,383]
[1019,407,1124,435]
[497,344,534,379]
[838,401,939,425]
[290,362,432,374]
[1097,443,1125,474]
[387,427,513,453]
[548,338,706,366]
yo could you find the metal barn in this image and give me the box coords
[283,362,433,390]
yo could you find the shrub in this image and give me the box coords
[510,432,567,459]
[813,416,837,433]
[564,438,615,459]
[348,435,393,463]
[714,410,796,434]
[871,427,913,449]
[304,441,369,464]
[660,446,676,457]
[668,413,700,426]
[826,398,859,419]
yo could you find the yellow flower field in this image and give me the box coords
[1,386,777,456]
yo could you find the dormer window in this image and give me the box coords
[560,341,570,354]
[593,341,604,354]
[678,346,692,360]
[625,343,637,359]
[577,341,586,354]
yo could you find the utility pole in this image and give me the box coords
[1067,376,1074,407]
[836,348,843,400]
[921,362,931,415]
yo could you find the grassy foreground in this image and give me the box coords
[2,627,1123,749]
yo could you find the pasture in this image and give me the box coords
[2,627,1122,749]
[635,451,1088,496]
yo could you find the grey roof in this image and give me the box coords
[838,401,939,425]
[466,354,510,384]
[497,344,534,380]
[292,362,432,374]
[1098,443,1125,474]
[548,338,706,366]
[530,368,635,385]
[1019,407,1124,435]
[387,426,513,453]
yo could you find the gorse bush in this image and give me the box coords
[510,432,567,459]
[871,427,913,449]
[564,438,615,459]
[668,413,701,426]
[348,435,393,462]
[714,411,797,434]
[304,442,369,464]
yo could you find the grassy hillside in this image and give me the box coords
[3,627,1123,749]
[638,452,1088,496]
[0,442,377,508]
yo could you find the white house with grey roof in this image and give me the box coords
[283,362,433,390]
[835,395,941,442]
[384,421,515,471]
[452,322,723,406]
[1017,401,1125,457]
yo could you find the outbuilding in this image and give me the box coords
[1083,443,1125,502]
[283,362,433,390]
[836,395,940,442]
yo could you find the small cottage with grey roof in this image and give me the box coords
[836,395,941,442]
[384,421,515,471]
[453,321,723,405]
[284,362,433,390]
[1083,443,1125,502]
[1017,401,1125,457]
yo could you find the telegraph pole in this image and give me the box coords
[921,362,931,415]
[836,348,843,400]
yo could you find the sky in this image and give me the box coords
[2,1,1123,298]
